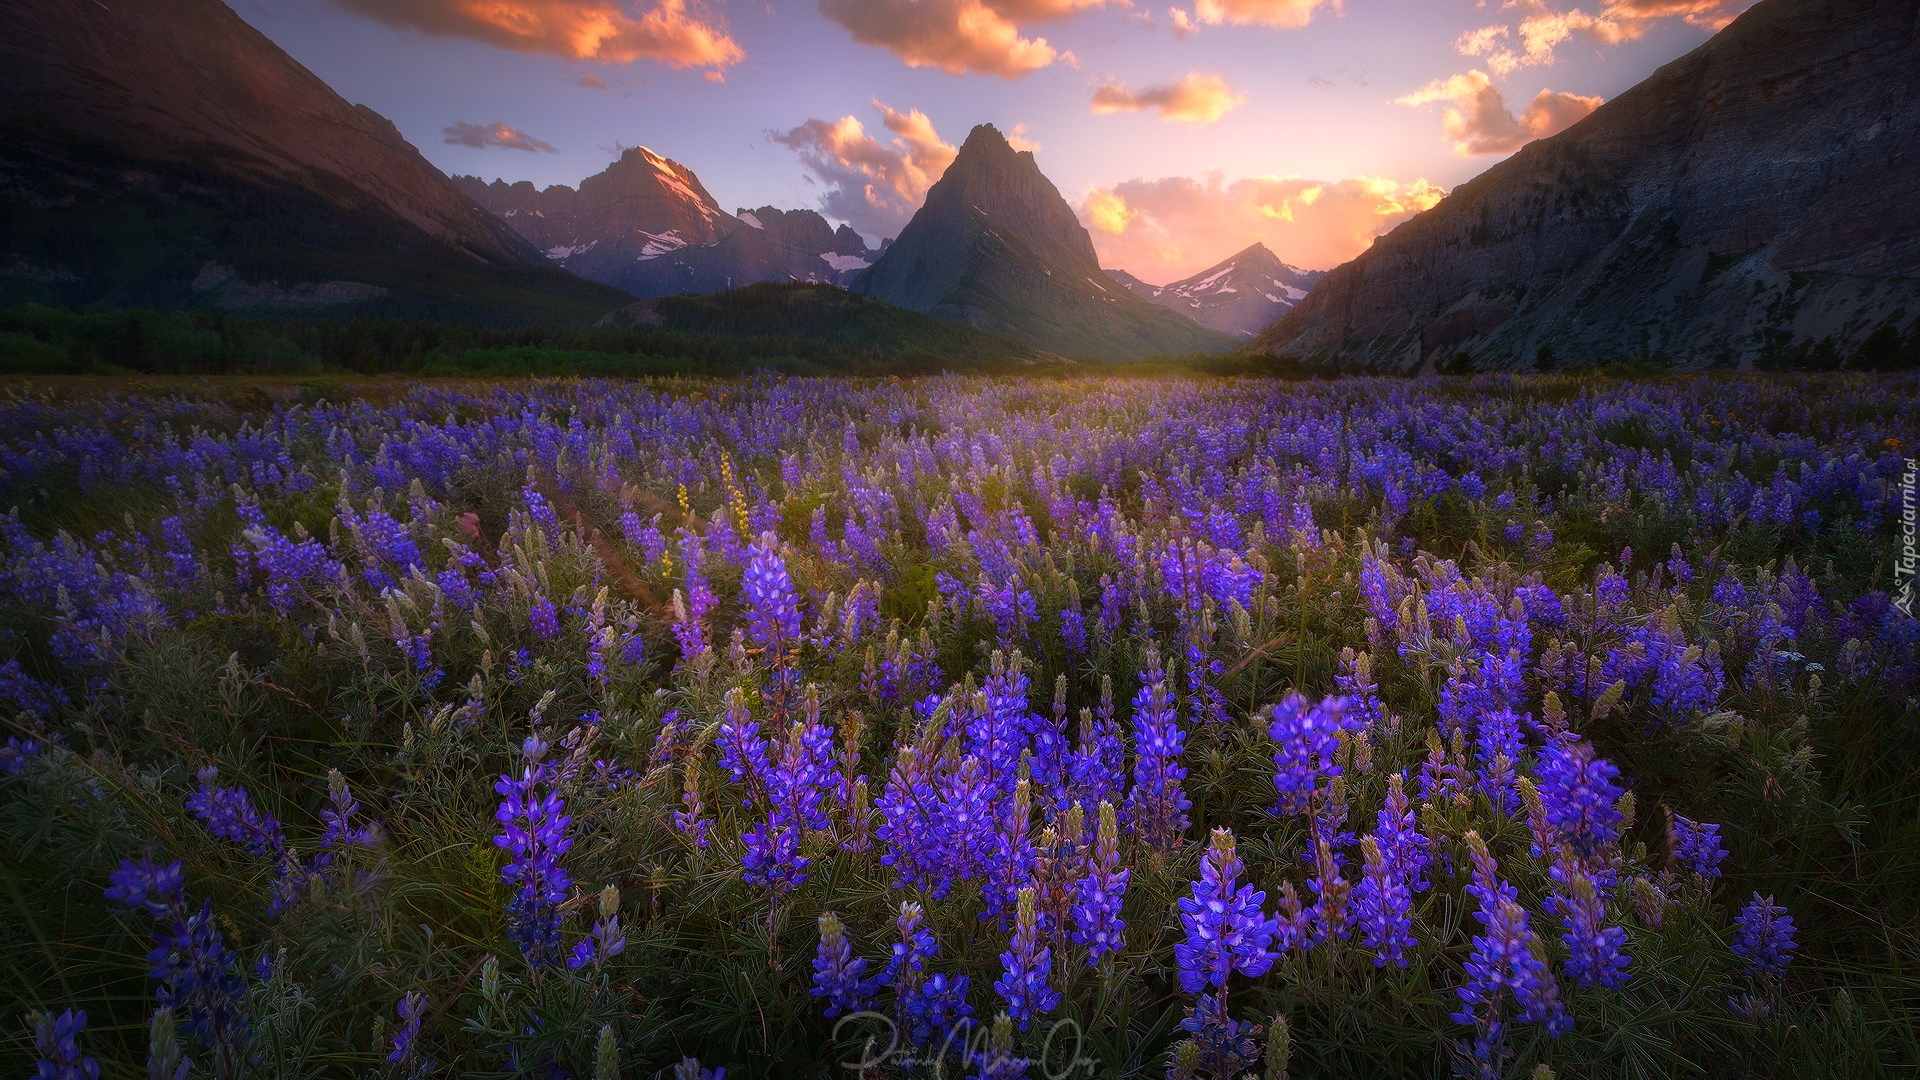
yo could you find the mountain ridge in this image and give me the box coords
[455,148,880,297]
[1110,243,1325,338]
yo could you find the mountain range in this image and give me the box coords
[454,151,882,298]
[0,0,625,322]
[852,125,1233,361]
[1107,245,1325,338]
[1249,0,1920,370]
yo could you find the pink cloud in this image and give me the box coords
[1090,73,1246,126]
[771,101,960,239]
[1394,69,1602,155]
[336,0,743,71]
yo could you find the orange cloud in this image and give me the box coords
[816,0,1115,77]
[1090,73,1246,126]
[771,100,960,240]
[1171,0,1339,31]
[441,120,559,152]
[1395,69,1601,155]
[337,0,742,70]
[1079,172,1445,281]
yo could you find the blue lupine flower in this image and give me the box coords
[1268,692,1358,816]
[105,856,250,1072]
[388,991,433,1078]
[185,767,284,857]
[1177,992,1260,1080]
[1070,800,1130,964]
[743,532,804,656]
[568,885,628,973]
[30,1008,99,1080]
[1535,734,1624,858]
[1731,893,1797,978]
[902,972,974,1052]
[993,887,1059,1030]
[493,736,573,967]
[969,1014,1029,1080]
[1353,835,1415,968]
[1454,833,1567,1071]
[1671,813,1727,880]
[1123,650,1190,851]
[1174,829,1280,994]
[1549,854,1630,989]
[811,911,876,1018]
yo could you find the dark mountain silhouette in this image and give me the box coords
[853,125,1232,361]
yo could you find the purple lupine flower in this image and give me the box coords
[1535,734,1624,858]
[388,991,432,1078]
[739,717,836,898]
[493,736,573,967]
[674,746,712,848]
[2,733,43,775]
[1670,813,1727,880]
[1174,829,1280,994]
[812,911,876,1018]
[318,768,380,853]
[969,1014,1029,1080]
[568,885,627,973]
[528,595,560,640]
[1176,992,1261,1080]
[1376,772,1432,893]
[30,1008,99,1080]
[1731,893,1797,978]
[1067,681,1125,812]
[882,901,972,1048]
[743,532,803,657]
[1471,707,1523,814]
[1549,853,1629,989]
[904,972,975,1053]
[1070,801,1130,964]
[1305,828,1351,946]
[1353,835,1415,968]
[1454,833,1567,1071]
[185,767,284,857]
[1123,650,1190,851]
[993,887,1059,1030]
[105,856,250,1072]
[1268,692,1358,816]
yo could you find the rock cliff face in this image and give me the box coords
[853,125,1232,361]
[1110,244,1324,338]
[0,0,623,319]
[455,152,879,296]
[1249,0,1920,370]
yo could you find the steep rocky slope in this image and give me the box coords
[0,0,624,321]
[1249,0,1920,370]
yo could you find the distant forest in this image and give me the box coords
[2,282,1913,378]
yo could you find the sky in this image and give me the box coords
[237,0,1756,284]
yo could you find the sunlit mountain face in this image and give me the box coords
[238,0,1757,281]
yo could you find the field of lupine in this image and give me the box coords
[2,373,1917,1079]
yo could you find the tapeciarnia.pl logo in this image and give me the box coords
[1897,457,1917,618]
